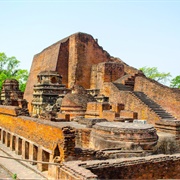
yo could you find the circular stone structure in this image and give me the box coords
[90,122,158,150]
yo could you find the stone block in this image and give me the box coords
[120,110,138,119]
[102,111,119,121]
[57,113,70,121]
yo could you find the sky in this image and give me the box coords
[0,0,179,80]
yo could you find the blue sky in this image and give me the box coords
[0,0,179,80]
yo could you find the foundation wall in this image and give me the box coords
[58,154,180,180]
[0,127,54,172]
[90,155,180,179]
[0,106,69,161]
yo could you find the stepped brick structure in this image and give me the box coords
[0,79,29,116]
[1,79,23,104]
[31,70,67,117]
[0,32,180,179]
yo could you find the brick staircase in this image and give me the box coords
[124,75,136,90]
[114,73,140,91]
[113,83,133,91]
[133,91,176,120]
[113,73,176,120]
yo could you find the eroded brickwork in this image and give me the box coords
[89,155,180,179]
[69,33,110,89]
[25,33,111,111]
[59,154,180,180]
[90,62,124,89]
[25,41,62,111]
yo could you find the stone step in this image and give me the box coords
[125,82,134,85]
[144,105,161,108]
[133,91,175,120]
[156,115,173,117]
[119,74,137,89]
[126,80,134,83]
[156,115,173,118]
[113,83,133,91]
[150,107,164,109]
[156,112,172,114]
[128,77,135,80]
[159,116,174,118]
[156,113,173,117]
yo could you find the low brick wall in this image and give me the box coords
[89,154,180,179]
[58,154,180,179]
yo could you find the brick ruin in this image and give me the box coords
[0,32,180,179]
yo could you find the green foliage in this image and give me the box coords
[12,173,17,179]
[170,75,180,88]
[0,52,28,92]
[139,66,171,84]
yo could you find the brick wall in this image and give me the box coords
[89,155,180,179]
[113,57,141,76]
[58,154,180,179]
[68,33,111,89]
[56,38,69,86]
[134,76,180,119]
[102,82,160,124]
[75,129,91,149]
[24,38,67,112]
[90,62,124,89]
[0,106,75,161]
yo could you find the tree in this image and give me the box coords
[170,75,180,88]
[0,52,28,92]
[139,66,171,84]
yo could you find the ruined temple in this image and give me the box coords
[0,32,180,179]
[24,32,180,122]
